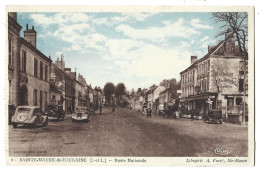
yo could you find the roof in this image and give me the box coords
[180,40,224,75]
[144,86,158,95]
[52,63,73,81]
[159,88,171,95]
[20,37,52,63]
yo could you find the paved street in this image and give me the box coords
[9,107,248,157]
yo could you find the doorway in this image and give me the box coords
[19,85,28,105]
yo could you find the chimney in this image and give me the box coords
[55,57,65,71]
[208,46,214,53]
[191,56,197,65]
[224,31,235,55]
[24,24,37,48]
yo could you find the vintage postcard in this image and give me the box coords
[5,6,255,166]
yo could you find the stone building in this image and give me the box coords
[74,73,88,108]
[16,24,52,112]
[180,33,247,123]
[50,57,74,113]
[8,12,22,109]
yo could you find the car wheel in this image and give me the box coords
[13,124,17,128]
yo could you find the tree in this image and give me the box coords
[212,12,248,59]
[104,82,115,105]
[130,88,135,98]
[212,12,248,125]
[115,83,126,104]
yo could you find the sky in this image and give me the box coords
[17,12,224,91]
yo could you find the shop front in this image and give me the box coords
[188,92,218,119]
[222,94,248,124]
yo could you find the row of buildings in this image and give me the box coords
[8,12,98,114]
[129,32,248,124]
[130,79,181,112]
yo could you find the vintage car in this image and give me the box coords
[72,107,90,122]
[204,109,223,124]
[159,103,177,118]
[11,106,48,128]
[45,105,65,120]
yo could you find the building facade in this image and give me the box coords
[18,24,52,112]
[8,13,22,109]
[180,33,248,123]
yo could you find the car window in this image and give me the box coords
[33,108,41,114]
[18,108,31,113]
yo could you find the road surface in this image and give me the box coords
[9,107,248,157]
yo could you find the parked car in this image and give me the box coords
[72,107,90,122]
[11,106,48,128]
[204,109,223,124]
[45,105,65,120]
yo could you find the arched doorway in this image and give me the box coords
[20,85,28,105]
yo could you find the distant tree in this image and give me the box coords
[115,83,126,104]
[130,88,135,98]
[104,82,115,105]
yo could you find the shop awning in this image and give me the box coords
[188,92,217,101]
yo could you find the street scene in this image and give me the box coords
[9,107,247,157]
[7,11,250,158]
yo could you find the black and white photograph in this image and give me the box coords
[3,4,255,166]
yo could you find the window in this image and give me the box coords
[45,92,48,108]
[45,65,48,81]
[33,89,37,106]
[236,98,243,105]
[40,61,43,79]
[208,60,210,71]
[239,79,244,92]
[34,58,38,77]
[40,91,43,110]
[22,50,27,72]
[8,39,12,66]
[52,95,56,99]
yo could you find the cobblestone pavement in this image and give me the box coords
[8,107,248,157]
